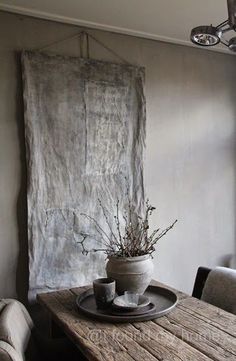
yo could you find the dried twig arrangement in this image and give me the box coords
[79,196,177,257]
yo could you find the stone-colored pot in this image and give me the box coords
[106,254,153,295]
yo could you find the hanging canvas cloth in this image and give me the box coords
[21,51,146,300]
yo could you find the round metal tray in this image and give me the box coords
[76,285,178,323]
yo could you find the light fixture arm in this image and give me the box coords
[216,20,230,31]
[190,0,236,51]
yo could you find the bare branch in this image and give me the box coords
[79,192,177,257]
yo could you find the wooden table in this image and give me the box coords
[38,281,236,361]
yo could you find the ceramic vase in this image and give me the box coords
[106,254,153,295]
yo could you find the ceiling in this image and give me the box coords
[0,0,233,54]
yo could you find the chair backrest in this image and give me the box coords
[192,266,211,299]
[0,299,34,361]
[201,266,236,315]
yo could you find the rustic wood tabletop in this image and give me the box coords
[38,281,236,361]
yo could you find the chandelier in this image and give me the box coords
[190,0,236,51]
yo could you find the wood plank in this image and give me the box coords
[38,283,236,361]
[179,297,236,337]
[38,290,104,361]
[64,289,159,361]
[118,321,213,361]
[70,289,161,361]
[155,305,236,361]
[71,287,213,361]
[39,289,158,361]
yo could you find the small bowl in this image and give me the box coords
[113,294,150,310]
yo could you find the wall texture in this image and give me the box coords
[0,11,236,302]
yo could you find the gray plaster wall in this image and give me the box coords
[0,11,236,301]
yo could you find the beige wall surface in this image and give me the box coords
[0,11,236,302]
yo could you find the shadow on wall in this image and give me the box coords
[219,254,235,267]
[15,51,29,304]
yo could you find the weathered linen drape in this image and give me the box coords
[21,51,146,300]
